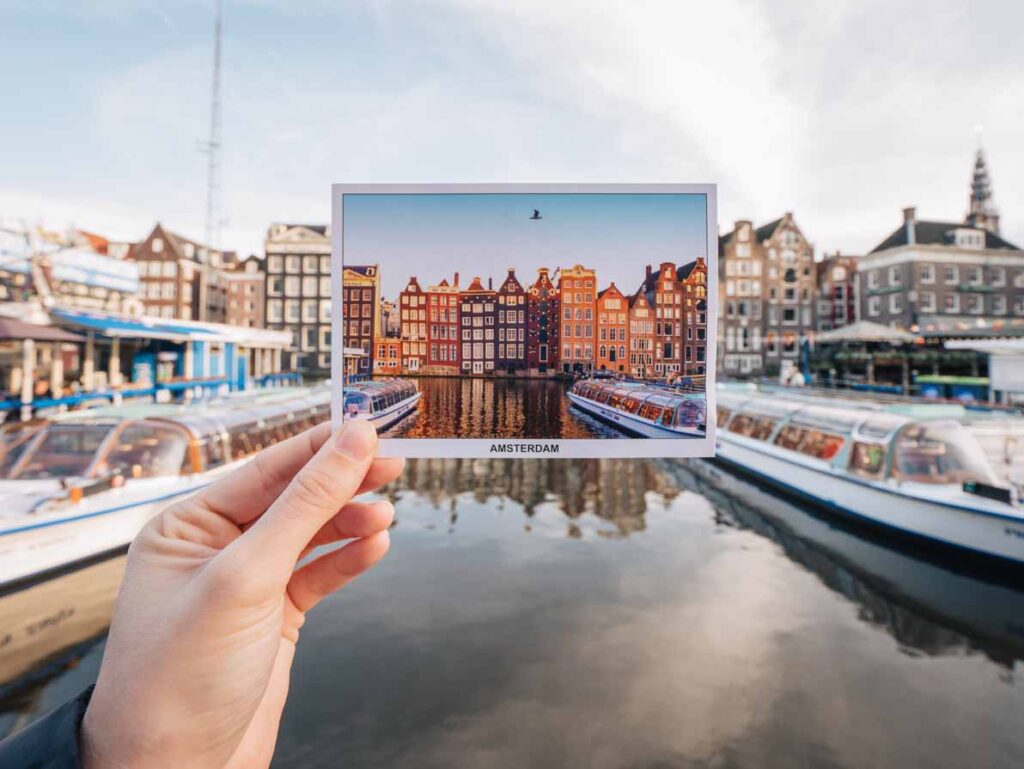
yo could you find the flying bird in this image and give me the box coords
[530,209,542,220]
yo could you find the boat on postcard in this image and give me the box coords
[342,378,421,431]
[0,388,331,593]
[713,388,1024,564]
[567,379,706,438]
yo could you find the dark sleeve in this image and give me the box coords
[0,685,94,769]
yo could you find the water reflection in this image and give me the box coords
[383,377,615,439]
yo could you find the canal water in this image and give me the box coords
[2,458,1023,768]
[381,377,621,439]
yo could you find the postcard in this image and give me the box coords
[331,184,717,458]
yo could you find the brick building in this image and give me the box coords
[678,257,709,375]
[526,267,560,375]
[628,291,655,378]
[130,223,224,321]
[342,265,380,377]
[460,277,497,375]
[225,255,265,329]
[374,337,401,375]
[596,283,628,373]
[497,268,527,374]
[559,265,596,374]
[426,274,461,374]
[399,276,427,373]
[718,213,816,377]
[643,262,684,377]
[815,252,859,333]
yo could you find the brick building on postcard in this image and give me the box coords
[497,268,527,374]
[559,265,597,374]
[399,277,427,373]
[643,262,684,377]
[678,257,709,375]
[527,267,560,375]
[596,283,629,373]
[426,274,461,374]
[628,291,655,379]
[460,277,497,375]
[341,265,380,377]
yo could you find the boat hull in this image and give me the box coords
[568,393,703,438]
[359,393,421,432]
[714,435,1024,564]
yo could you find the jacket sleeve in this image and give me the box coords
[0,685,94,769]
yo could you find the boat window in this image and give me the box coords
[716,408,732,428]
[849,441,886,477]
[622,396,644,415]
[729,414,776,441]
[674,400,706,428]
[228,423,256,459]
[595,388,614,404]
[638,403,666,423]
[0,428,41,478]
[892,423,1000,485]
[7,424,112,480]
[344,391,372,417]
[96,423,190,479]
[858,414,906,440]
[775,426,845,461]
[202,434,230,470]
[790,406,861,435]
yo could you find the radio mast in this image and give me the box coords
[203,0,223,259]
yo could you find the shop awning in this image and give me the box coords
[816,321,915,345]
[49,308,213,342]
[0,317,86,343]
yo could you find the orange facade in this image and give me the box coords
[596,283,629,373]
[628,291,655,379]
[558,265,597,374]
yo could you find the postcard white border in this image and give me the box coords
[331,183,717,459]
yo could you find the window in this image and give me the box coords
[849,442,885,477]
[303,255,318,273]
[285,300,300,322]
[919,292,936,313]
[992,295,1007,315]
[889,293,902,314]
[285,276,300,296]
[888,265,901,286]
[944,265,958,285]
[867,271,880,290]
[267,255,283,273]
[868,296,880,317]
[302,276,318,296]
[152,237,164,253]
[919,264,934,284]
[944,294,959,313]
[267,300,282,322]
[285,256,300,273]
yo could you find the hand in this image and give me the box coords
[81,420,403,769]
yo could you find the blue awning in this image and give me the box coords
[49,308,218,341]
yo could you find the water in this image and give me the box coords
[2,458,1023,768]
[380,377,620,439]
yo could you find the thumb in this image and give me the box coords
[238,419,378,576]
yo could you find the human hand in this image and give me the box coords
[81,420,403,769]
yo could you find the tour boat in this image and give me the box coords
[0,388,331,593]
[713,389,1024,564]
[567,379,706,438]
[343,379,421,431]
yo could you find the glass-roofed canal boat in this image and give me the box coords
[568,379,706,438]
[714,388,1024,565]
[0,387,331,593]
[342,378,421,431]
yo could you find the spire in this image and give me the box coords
[965,146,1000,235]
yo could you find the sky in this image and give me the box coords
[1,0,1022,260]
[342,192,708,299]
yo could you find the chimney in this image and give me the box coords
[454,271,459,287]
[539,267,548,277]
[903,206,916,245]
[646,265,652,281]
[488,277,493,290]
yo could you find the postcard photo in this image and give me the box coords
[331,184,717,458]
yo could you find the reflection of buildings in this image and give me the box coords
[391,458,661,538]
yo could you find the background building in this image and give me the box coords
[262,223,332,375]
[718,213,816,377]
[815,252,859,333]
[225,255,265,329]
[129,223,213,321]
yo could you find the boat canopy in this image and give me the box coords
[0,388,331,481]
[344,379,418,417]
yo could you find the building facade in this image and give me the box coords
[374,337,401,375]
[526,267,560,375]
[643,262,684,377]
[399,277,427,373]
[130,223,207,321]
[497,268,527,374]
[559,265,596,374]
[815,252,859,333]
[342,265,380,377]
[262,223,332,375]
[460,277,497,375]
[596,283,628,373]
[225,255,265,329]
[718,213,816,377]
[426,275,461,374]
[678,257,709,375]
[628,291,655,379]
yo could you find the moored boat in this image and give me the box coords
[713,389,1024,564]
[568,379,706,438]
[0,388,331,593]
[343,378,421,431]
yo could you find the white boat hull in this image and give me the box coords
[353,393,421,432]
[568,393,703,438]
[714,434,1024,564]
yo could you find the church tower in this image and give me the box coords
[965,147,1000,235]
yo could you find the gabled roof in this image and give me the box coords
[597,283,623,300]
[754,217,784,242]
[869,220,1021,254]
[463,276,492,293]
[628,290,650,308]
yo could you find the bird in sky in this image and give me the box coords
[530,209,542,220]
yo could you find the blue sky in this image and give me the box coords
[343,192,708,299]
[1,1,1022,258]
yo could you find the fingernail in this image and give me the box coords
[334,420,376,460]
